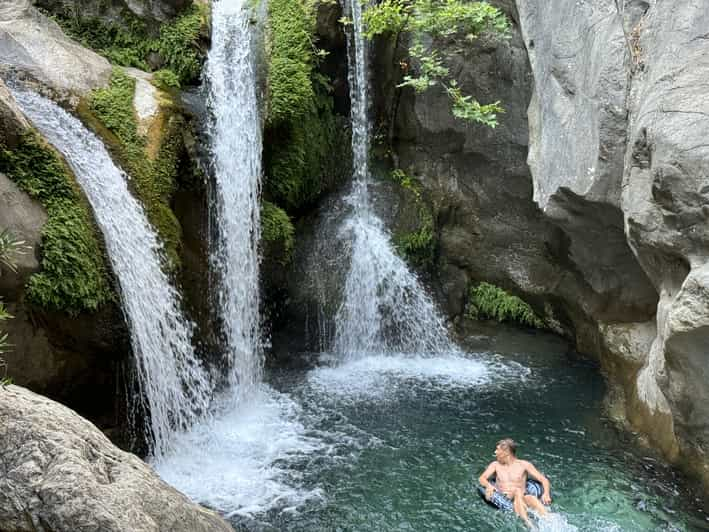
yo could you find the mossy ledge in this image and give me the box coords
[0,132,112,315]
[77,68,185,270]
[41,1,209,87]
[465,282,545,329]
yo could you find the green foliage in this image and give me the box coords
[389,169,436,267]
[264,0,351,212]
[84,69,183,269]
[266,86,349,210]
[261,201,295,265]
[363,0,509,126]
[89,68,139,144]
[266,0,317,126]
[45,3,207,86]
[0,133,112,314]
[466,282,544,328]
[155,5,204,84]
[153,69,181,90]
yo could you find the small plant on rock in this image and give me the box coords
[362,0,509,126]
[466,282,545,328]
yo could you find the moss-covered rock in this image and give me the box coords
[40,1,209,87]
[0,132,112,315]
[263,0,351,215]
[261,201,295,266]
[78,68,187,269]
[387,169,437,269]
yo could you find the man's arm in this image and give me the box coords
[523,461,552,504]
[478,462,497,500]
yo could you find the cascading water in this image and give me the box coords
[11,88,212,458]
[334,0,454,358]
[208,0,264,395]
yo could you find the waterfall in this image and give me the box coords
[11,88,212,458]
[207,0,264,395]
[334,0,454,358]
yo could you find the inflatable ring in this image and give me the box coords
[478,480,544,511]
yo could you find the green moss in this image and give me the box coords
[81,68,182,269]
[0,132,112,315]
[264,0,350,213]
[389,169,436,268]
[466,282,544,328]
[153,69,181,90]
[266,0,316,126]
[44,2,208,86]
[261,201,295,265]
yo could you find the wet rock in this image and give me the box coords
[0,385,233,532]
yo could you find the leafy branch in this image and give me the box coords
[362,0,509,127]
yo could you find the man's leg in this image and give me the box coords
[524,494,549,517]
[512,489,532,528]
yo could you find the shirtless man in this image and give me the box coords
[478,438,552,527]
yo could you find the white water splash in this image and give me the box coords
[334,0,455,359]
[11,88,212,458]
[208,0,264,394]
[154,386,324,517]
[308,352,528,401]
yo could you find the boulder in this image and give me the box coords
[0,173,46,298]
[0,385,233,532]
[0,0,111,101]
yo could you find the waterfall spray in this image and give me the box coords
[334,0,455,359]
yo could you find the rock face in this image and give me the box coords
[0,0,111,100]
[375,0,709,491]
[0,385,233,532]
[34,0,193,25]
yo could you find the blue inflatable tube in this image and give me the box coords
[478,480,544,512]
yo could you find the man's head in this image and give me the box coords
[494,438,517,462]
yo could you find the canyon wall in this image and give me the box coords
[378,0,709,491]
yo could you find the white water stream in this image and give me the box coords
[333,0,455,359]
[11,88,212,458]
[207,0,264,394]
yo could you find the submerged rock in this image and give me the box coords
[0,385,233,532]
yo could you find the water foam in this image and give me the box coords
[308,352,529,400]
[154,385,323,517]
